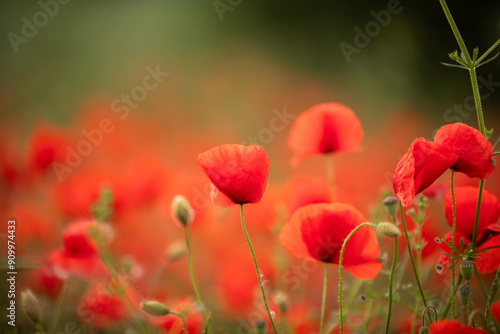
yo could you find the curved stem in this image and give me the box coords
[320,262,328,334]
[184,226,208,324]
[398,201,428,307]
[170,311,188,334]
[239,204,279,334]
[385,217,399,334]
[338,222,376,334]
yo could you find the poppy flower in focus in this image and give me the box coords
[279,203,382,280]
[438,186,500,273]
[287,103,363,167]
[196,144,270,206]
[393,138,458,207]
[434,122,495,180]
[47,220,109,280]
[427,320,487,333]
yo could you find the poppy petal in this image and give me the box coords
[393,138,458,207]
[197,144,270,206]
[434,122,495,179]
[428,320,487,333]
[287,103,363,167]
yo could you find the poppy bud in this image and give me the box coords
[376,222,401,238]
[140,300,170,316]
[383,196,398,219]
[21,289,42,325]
[255,320,267,334]
[458,284,470,306]
[166,240,187,263]
[460,260,475,281]
[272,290,288,315]
[171,195,194,226]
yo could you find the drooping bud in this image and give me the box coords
[383,196,398,219]
[166,240,187,263]
[376,222,401,238]
[460,260,475,281]
[21,289,42,325]
[140,300,170,316]
[458,284,471,306]
[255,320,267,334]
[171,195,194,227]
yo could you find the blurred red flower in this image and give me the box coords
[491,300,500,323]
[26,124,69,176]
[47,220,109,280]
[427,320,487,333]
[281,174,331,219]
[279,203,382,280]
[287,103,363,167]
[434,122,495,180]
[197,144,270,206]
[393,138,458,207]
[438,186,500,273]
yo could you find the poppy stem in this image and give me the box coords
[398,201,428,308]
[451,170,457,319]
[320,262,328,334]
[338,222,376,334]
[49,277,74,333]
[484,264,500,331]
[239,204,279,334]
[384,216,398,334]
[184,226,209,325]
[440,273,463,320]
[471,180,485,251]
[170,311,188,334]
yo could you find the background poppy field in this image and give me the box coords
[1,1,500,333]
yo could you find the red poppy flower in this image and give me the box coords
[427,320,487,333]
[490,300,500,322]
[434,122,495,180]
[26,124,68,175]
[196,144,270,206]
[438,186,500,273]
[279,203,382,280]
[393,138,458,207]
[287,103,363,167]
[47,220,109,280]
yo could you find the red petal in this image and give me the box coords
[434,123,495,179]
[393,138,458,207]
[279,203,381,280]
[428,320,487,333]
[476,235,500,273]
[444,186,500,241]
[491,300,500,322]
[287,103,363,167]
[197,144,270,206]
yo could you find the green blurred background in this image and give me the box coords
[0,0,499,134]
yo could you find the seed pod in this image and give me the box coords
[458,284,471,306]
[21,289,42,325]
[383,196,398,219]
[460,260,475,281]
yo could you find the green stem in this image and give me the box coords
[438,0,472,64]
[184,226,208,324]
[472,180,485,251]
[469,67,486,136]
[440,273,463,319]
[484,265,500,330]
[49,277,73,333]
[320,262,328,334]
[398,201,428,307]
[451,170,457,319]
[35,323,44,334]
[239,204,279,334]
[170,311,188,334]
[385,217,398,334]
[476,38,500,64]
[338,222,376,334]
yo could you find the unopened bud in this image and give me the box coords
[172,195,194,226]
[140,300,170,316]
[21,289,42,325]
[383,196,398,219]
[460,260,475,281]
[272,290,288,314]
[376,222,401,238]
[166,240,187,263]
[458,284,471,306]
[255,320,267,334]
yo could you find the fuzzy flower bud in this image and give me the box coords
[383,196,398,219]
[458,284,471,306]
[21,289,42,325]
[171,195,194,227]
[166,240,187,263]
[140,300,170,316]
[460,260,475,282]
[376,222,401,238]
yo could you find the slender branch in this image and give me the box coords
[438,0,472,64]
[170,311,188,334]
[440,273,463,319]
[320,262,328,334]
[385,216,399,334]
